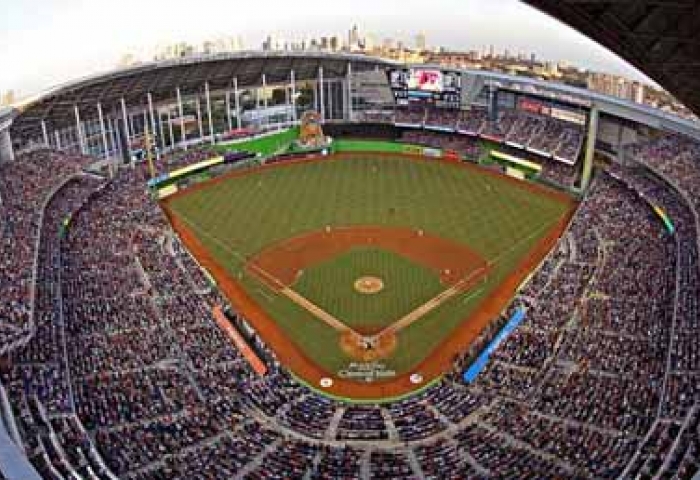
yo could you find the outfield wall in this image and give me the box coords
[332,139,442,157]
[323,123,402,141]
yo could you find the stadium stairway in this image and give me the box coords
[325,407,345,440]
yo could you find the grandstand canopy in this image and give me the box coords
[523,0,700,116]
[12,52,392,139]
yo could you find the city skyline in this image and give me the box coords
[0,0,657,101]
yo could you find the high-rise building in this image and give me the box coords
[0,90,16,107]
[154,42,196,61]
[117,54,140,69]
[587,72,646,104]
[364,33,377,51]
[262,35,273,51]
[233,36,245,51]
[415,32,427,51]
[262,34,287,51]
[202,40,216,55]
[348,25,360,49]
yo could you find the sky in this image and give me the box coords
[0,0,653,98]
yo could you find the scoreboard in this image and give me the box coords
[388,68,462,108]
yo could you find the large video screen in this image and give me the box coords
[388,68,461,108]
[408,70,443,92]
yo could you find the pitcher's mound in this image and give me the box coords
[354,276,384,295]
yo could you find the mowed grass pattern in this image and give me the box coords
[293,247,445,331]
[167,155,571,374]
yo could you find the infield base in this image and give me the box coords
[340,330,398,362]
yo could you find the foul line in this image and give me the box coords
[378,266,490,338]
[172,211,358,336]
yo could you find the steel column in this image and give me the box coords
[290,70,297,122]
[74,105,86,154]
[176,87,186,148]
[347,62,353,122]
[205,82,214,144]
[147,92,160,161]
[41,121,49,147]
[167,110,175,151]
[196,96,204,141]
[233,78,242,129]
[225,90,233,132]
[319,66,325,121]
[120,98,130,147]
[581,105,599,191]
[97,102,112,175]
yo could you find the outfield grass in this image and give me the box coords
[167,154,571,375]
[294,247,444,331]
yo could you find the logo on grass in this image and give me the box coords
[338,362,396,382]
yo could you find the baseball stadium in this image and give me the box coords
[0,1,700,479]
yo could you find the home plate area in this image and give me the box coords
[245,225,491,365]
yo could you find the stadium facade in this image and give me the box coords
[3,51,700,176]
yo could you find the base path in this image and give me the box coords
[279,286,353,334]
[380,265,490,338]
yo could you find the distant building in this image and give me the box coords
[587,72,646,104]
[117,54,140,69]
[426,51,482,69]
[0,90,16,107]
[364,33,377,52]
[415,32,427,51]
[348,25,360,50]
[154,42,196,61]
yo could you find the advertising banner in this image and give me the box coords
[464,308,526,383]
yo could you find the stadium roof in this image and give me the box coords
[454,68,700,140]
[11,51,393,139]
[523,0,700,116]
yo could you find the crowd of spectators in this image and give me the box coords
[395,107,426,126]
[397,129,579,187]
[0,132,698,479]
[0,150,92,352]
[381,106,584,164]
[399,130,483,160]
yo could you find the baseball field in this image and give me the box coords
[162,152,575,399]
